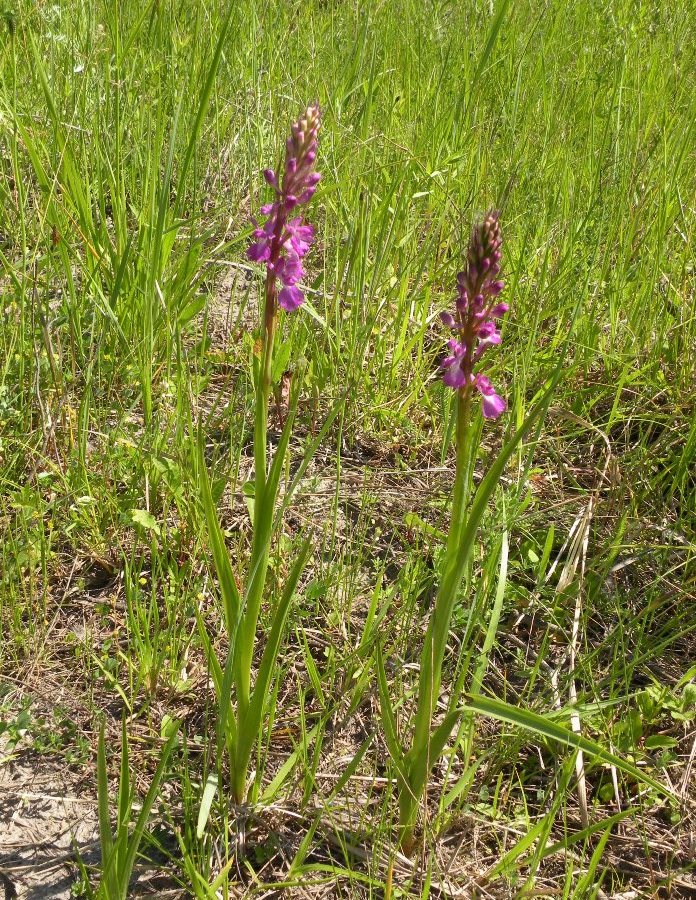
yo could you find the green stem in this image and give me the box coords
[232,271,278,803]
[399,385,473,850]
[446,386,474,559]
[416,385,472,748]
[254,270,278,499]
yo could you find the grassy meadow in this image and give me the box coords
[1,0,695,896]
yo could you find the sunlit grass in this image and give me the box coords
[0,0,694,896]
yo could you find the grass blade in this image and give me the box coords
[464,694,674,800]
[96,720,117,899]
[121,724,180,893]
[235,537,312,795]
[198,437,241,633]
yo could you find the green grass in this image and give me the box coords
[0,0,694,896]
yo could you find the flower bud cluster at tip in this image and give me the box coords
[440,211,509,419]
[247,103,321,312]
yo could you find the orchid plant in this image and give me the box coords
[197,105,320,812]
[440,211,508,416]
[378,212,562,854]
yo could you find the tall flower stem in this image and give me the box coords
[197,105,320,814]
[237,264,281,729]
[384,212,510,855]
[423,385,474,726]
[235,267,279,734]
[448,385,474,556]
[398,385,473,854]
[255,269,279,496]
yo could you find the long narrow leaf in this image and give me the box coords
[236,537,312,785]
[175,6,234,204]
[411,366,564,756]
[96,721,117,899]
[121,724,180,893]
[470,529,508,695]
[237,397,299,705]
[464,694,674,799]
[326,734,375,802]
[276,395,344,524]
[260,722,320,803]
[196,773,219,840]
[194,605,223,694]
[376,644,403,766]
[197,438,241,632]
[216,641,238,757]
[116,716,130,885]
[405,707,462,803]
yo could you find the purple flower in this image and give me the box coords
[475,374,506,419]
[273,252,304,286]
[247,240,271,263]
[442,340,468,388]
[285,219,315,256]
[279,285,304,311]
[439,211,508,419]
[247,103,321,312]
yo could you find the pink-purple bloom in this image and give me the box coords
[247,104,321,312]
[440,211,508,419]
[442,339,467,388]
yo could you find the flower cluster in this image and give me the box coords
[440,211,508,419]
[248,103,321,311]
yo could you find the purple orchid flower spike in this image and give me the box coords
[439,211,508,419]
[248,103,321,314]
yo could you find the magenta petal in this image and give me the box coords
[263,169,278,188]
[481,391,506,419]
[475,374,506,418]
[440,311,457,328]
[247,242,270,262]
[279,284,304,311]
[477,322,502,346]
[490,302,509,318]
[276,253,304,285]
[286,219,314,256]
[443,366,468,389]
[441,341,467,388]
[297,187,316,203]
